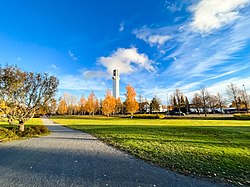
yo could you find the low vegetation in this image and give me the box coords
[0,118,49,142]
[51,116,250,185]
[123,114,165,119]
[234,113,250,120]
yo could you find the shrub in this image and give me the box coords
[234,113,250,120]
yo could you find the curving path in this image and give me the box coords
[0,118,231,187]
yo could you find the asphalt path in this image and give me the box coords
[0,118,232,187]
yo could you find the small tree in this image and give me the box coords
[124,84,139,115]
[0,65,59,131]
[102,90,116,117]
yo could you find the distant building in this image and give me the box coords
[112,69,119,99]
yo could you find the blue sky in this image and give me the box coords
[0,0,250,102]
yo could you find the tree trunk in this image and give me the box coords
[19,122,24,132]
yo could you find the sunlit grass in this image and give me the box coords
[52,116,250,185]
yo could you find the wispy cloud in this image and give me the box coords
[130,1,250,99]
[68,50,78,61]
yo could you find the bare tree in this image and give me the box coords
[217,93,226,114]
[199,85,210,117]
[227,83,240,112]
[173,89,183,116]
[192,93,202,115]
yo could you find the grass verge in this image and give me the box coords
[51,116,250,186]
[0,118,50,142]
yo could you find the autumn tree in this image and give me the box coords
[85,91,98,115]
[79,95,87,115]
[124,84,139,115]
[0,65,59,131]
[102,90,116,117]
[115,97,123,114]
[57,99,67,115]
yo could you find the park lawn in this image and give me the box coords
[52,116,250,186]
[0,118,49,142]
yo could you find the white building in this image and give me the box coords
[112,69,119,99]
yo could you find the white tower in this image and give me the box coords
[112,69,120,99]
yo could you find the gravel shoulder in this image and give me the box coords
[0,118,232,187]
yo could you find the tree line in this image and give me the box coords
[56,85,139,117]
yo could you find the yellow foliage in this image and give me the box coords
[102,90,116,116]
[125,84,139,115]
[57,100,67,115]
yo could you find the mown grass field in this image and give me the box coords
[0,118,49,142]
[52,116,250,185]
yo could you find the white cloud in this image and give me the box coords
[133,28,171,47]
[68,50,78,61]
[148,35,172,46]
[119,23,125,32]
[98,47,156,75]
[189,0,250,33]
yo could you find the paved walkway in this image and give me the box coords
[0,118,231,187]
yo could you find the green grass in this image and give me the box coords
[51,116,250,185]
[0,118,49,142]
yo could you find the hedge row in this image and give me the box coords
[123,114,165,119]
[234,113,250,120]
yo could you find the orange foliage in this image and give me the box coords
[57,99,67,115]
[102,90,116,116]
[85,91,98,115]
[125,84,139,115]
